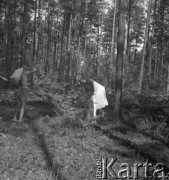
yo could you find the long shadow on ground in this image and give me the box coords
[0,103,67,180]
[120,120,169,148]
[92,123,169,173]
[29,120,67,180]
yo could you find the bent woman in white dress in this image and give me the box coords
[83,79,108,121]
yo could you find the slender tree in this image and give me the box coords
[97,4,103,77]
[114,0,127,121]
[66,2,72,82]
[166,43,169,94]
[58,14,66,82]
[138,0,152,94]
[31,0,38,85]
[21,0,28,66]
[5,0,13,73]
[36,0,41,65]
[110,0,117,64]
[53,24,58,74]
[127,0,131,61]
[148,0,157,89]
[45,2,51,74]
[167,60,169,95]
[110,0,117,85]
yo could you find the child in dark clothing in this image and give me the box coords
[13,66,37,122]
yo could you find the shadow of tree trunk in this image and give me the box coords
[30,120,67,180]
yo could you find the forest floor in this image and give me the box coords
[0,83,169,180]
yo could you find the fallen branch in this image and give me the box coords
[0,75,8,81]
[32,91,64,116]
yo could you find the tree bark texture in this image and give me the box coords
[114,0,127,121]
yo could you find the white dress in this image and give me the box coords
[90,81,108,117]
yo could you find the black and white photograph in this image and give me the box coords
[0,0,169,179]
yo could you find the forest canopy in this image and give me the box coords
[0,0,169,95]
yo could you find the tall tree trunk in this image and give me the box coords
[56,29,60,68]
[127,0,131,62]
[66,8,72,82]
[3,1,7,71]
[82,0,86,60]
[110,0,117,86]
[5,0,15,73]
[53,11,59,74]
[110,0,117,64]
[123,17,128,66]
[77,37,81,76]
[97,6,103,77]
[45,2,51,74]
[5,0,11,73]
[67,14,72,53]
[58,16,66,82]
[154,50,158,79]
[159,0,166,80]
[33,0,37,65]
[114,0,127,121]
[77,0,85,78]
[148,0,157,88]
[167,60,169,95]
[131,39,137,62]
[21,0,28,66]
[160,44,166,83]
[72,46,76,83]
[83,37,87,74]
[31,0,37,85]
[53,29,57,74]
[12,0,17,71]
[138,0,152,94]
[36,0,41,65]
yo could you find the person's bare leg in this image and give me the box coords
[19,101,26,122]
[100,109,105,118]
[91,104,99,123]
[84,101,94,122]
[85,108,93,121]
[13,98,21,121]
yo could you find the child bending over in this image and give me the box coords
[13,66,37,122]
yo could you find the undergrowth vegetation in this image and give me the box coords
[1,83,169,179]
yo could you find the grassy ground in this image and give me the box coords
[0,88,169,180]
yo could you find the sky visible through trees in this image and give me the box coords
[0,0,169,106]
